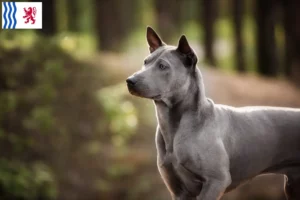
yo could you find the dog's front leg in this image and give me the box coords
[196,176,231,200]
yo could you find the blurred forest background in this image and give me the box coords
[1,0,300,199]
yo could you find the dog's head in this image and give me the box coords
[126,27,198,101]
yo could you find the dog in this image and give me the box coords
[126,27,300,200]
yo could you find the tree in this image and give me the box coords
[201,0,218,67]
[255,0,279,77]
[68,0,94,33]
[94,0,138,51]
[233,0,246,72]
[154,0,183,41]
[35,0,56,35]
[282,0,300,85]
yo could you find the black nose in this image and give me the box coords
[126,77,137,86]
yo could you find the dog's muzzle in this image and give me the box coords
[126,76,139,96]
[126,76,137,87]
[126,75,160,100]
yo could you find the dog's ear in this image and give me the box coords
[177,35,198,67]
[147,26,164,53]
[177,35,192,54]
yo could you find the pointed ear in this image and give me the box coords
[177,35,198,66]
[177,35,192,54]
[147,26,164,53]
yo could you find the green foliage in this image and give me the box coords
[55,32,97,57]
[0,30,143,199]
[0,159,57,200]
[23,106,55,133]
[97,84,137,148]
[0,32,75,199]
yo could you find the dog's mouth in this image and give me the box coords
[127,86,161,100]
[129,90,161,100]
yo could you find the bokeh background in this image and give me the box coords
[1,0,300,199]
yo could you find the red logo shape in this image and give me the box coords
[23,7,36,24]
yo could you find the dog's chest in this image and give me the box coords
[157,146,203,197]
[156,109,205,196]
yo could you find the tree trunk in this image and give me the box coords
[35,0,56,35]
[283,5,292,77]
[201,0,218,67]
[95,0,137,51]
[154,0,183,41]
[68,0,78,32]
[282,0,300,86]
[68,0,94,33]
[233,0,246,72]
[255,0,279,77]
[95,0,116,51]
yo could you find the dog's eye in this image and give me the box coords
[144,60,147,65]
[158,64,167,70]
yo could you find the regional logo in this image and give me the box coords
[23,7,37,24]
[2,2,42,29]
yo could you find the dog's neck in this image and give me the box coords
[154,68,210,152]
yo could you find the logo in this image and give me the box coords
[2,2,42,29]
[23,7,36,24]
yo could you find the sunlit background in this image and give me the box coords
[1,0,300,199]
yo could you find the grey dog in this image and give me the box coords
[126,27,300,200]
